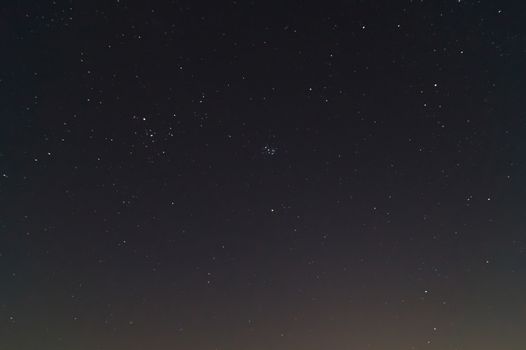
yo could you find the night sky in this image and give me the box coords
[2,1,526,349]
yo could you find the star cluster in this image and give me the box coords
[1,1,526,349]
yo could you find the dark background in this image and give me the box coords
[2,1,526,349]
